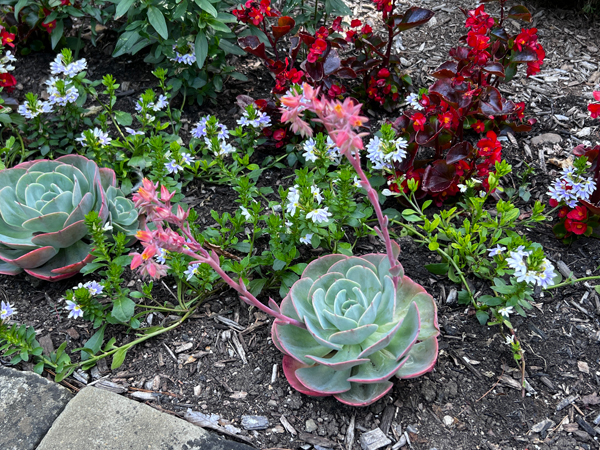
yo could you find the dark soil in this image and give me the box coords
[3,1,600,450]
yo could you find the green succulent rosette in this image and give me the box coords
[272,244,439,406]
[0,155,138,281]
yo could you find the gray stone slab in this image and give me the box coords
[0,366,72,450]
[37,386,254,450]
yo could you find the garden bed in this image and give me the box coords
[2,0,600,449]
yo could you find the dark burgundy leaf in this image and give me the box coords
[449,46,469,61]
[422,160,456,193]
[298,32,315,47]
[511,47,538,63]
[272,25,292,41]
[430,78,465,106]
[415,124,441,147]
[397,143,419,172]
[289,36,301,60]
[323,49,341,75]
[302,60,324,81]
[480,87,517,116]
[490,27,509,42]
[394,7,435,32]
[432,61,458,79]
[331,38,349,50]
[269,60,286,74]
[446,142,473,164]
[335,67,357,79]
[238,36,269,61]
[581,200,600,216]
[482,62,505,77]
[278,16,295,27]
[508,5,532,22]
[236,95,255,109]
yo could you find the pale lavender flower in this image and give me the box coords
[300,233,313,245]
[66,300,84,319]
[302,139,317,162]
[184,265,198,281]
[155,248,167,264]
[153,94,168,111]
[83,281,104,296]
[169,43,196,65]
[488,244,506,257]
[165,160,183,174]
[311,185,323,204]
[125,127,144,136]
[180,152,194,165]
[1,301,14,320]
[191,117,209,138]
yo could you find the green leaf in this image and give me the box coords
[50,20,64,49]
[195,33,208,69]
[424,263,448,275]
[147,6,168,40]
[81,325,106,361]
[33,361,44,375]
[111,347,128,370]
[207,18,230,33]
[479,295,503,306]
[112,296,136,323]
[273,258,286,271]
[114,111,133,126]
[475,310,489,325]
[14,0,29,20]
[115,0,136,19]
[218,38,247,56]
[80,262,105,275]
[457,290,471,305]
[195,0,218,17]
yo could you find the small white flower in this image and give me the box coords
[498,306,514,318]
[306,207,332,224]
[458,184,467,193]
[240,206,253,221]
[382,189,395,196]
[311,185,323,204]
[505,335,514,345]
[299,233,313,245]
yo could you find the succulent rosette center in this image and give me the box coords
[272,246,439,406]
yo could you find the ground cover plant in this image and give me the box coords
[2,0,600,448]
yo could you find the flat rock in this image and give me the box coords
[359,428,391,450]
[36,386,253,450]
[0,366,72,450]
[531,133,562,146]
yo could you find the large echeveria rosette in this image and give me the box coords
[0,155,138,281]
[272,246,439,406]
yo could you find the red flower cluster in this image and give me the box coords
[0,73,16,90]
[366,68,398,105]
[344,19,372,43]
[372,0,393,18]
[232,0,279,26]
[588,91,600,119]
[307,38,327,63]
[514,28,545,76]
[273,61,304,94]
[557,206,589,235]
[0,28,15,48]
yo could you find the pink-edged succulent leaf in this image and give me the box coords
[0,245,58,269]
[281,355,330,397]
[0,259,23,275]
[306,346,369,370]
[395,336,439,378]
[295,363,352,394]
[334,381,393,406]
[25,242,94,281]
[30,220,88,249]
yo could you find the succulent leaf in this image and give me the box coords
[273,250,439,406]
[0,156,139,281]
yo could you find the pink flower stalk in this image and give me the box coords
[279,83,402,286]
[129,180,305,329]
